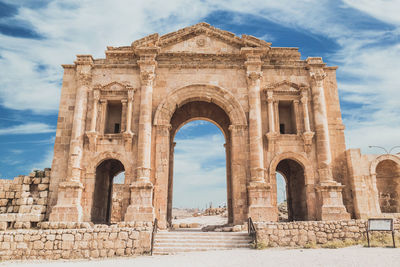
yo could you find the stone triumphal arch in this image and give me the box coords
[46,23,400,228]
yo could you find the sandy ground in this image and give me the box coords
[3,246,400,267]
[172,215,227,226]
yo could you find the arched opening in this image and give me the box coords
[276,159,307,221]
[376,159,400,213]
[92,159,125,224]
[167,101,232,227]
[276,172,288,221]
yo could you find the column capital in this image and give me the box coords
[309,70,326,87]
[127,89,135,101]
[93,89,100,101]
[121,99,128,104]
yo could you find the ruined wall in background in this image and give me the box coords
[110,184,130,223]
[0,169,50,229]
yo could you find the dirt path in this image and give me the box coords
[3,246,400,267]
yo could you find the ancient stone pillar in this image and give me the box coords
[122,89,134,151]
[99,99,107,134]
[87,89,100,151]
[121,99,127,132]
[241,48,265,182]
[300,88,314,152]
[241,47,276,221]
[265,89,277,152]
[125,47,159,222]
[90,89,100,132]
[49,55,93,222]
[307,57,349,220]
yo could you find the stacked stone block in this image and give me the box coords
[0,222,151,260]
[256,219,400,247]
[0,169,50,230]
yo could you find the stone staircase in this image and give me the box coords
[152,230,253,255]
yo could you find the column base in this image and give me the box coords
[49,181,84,222]
[316,182,350,221]
[124,180,154,222]
[247,181,278,222]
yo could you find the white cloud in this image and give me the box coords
[173,133,227,208]
[0,122,55,135]
[343,0,400,26]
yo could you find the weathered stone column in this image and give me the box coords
[293,100,301,134]
[122,89,135,151]
[241,47,265,182]
[300,88,314,152]
[50,55,93,222]
[125,89,134,134]
[87,89,100,151]
[265,89,277,152]
[121,99,127,132]
[90,89,100,132]
[241,47,276,221]
[125,47,159,222]
[307,57,349,220]
[99,100,107,134]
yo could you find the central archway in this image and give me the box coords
[153,84,248,228]
[168,101,232,225]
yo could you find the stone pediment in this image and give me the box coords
[94,81,133,91]
[265,80,307,94]
[131,22,271,54]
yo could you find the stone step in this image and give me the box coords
[152,231,253,255]
[154,242,251,248]
[155,239,251,244]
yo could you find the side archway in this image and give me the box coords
[370,155,400,213]
[269,152,316,220]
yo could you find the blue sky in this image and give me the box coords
[0,0,399,207]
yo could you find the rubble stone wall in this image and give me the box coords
[0,222,151,260]
[0,169,50,229]
[256,219,400,247]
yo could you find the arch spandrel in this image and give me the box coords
[370,154,400,175]
[153,84,247,127]
[269,152,314,185]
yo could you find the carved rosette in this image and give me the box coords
[246,71,263,87]
[310,71,326,87]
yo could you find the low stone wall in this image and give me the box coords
[0,169,50,229]
[0,222,152,260]
[256,219,400,247]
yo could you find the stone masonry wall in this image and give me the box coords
[256,219,400,247]
[0,222,151,260]
[0,169,50,230]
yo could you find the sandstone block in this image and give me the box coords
[33,240,44,250]
[38,184,49,191]
[62,234,74,241]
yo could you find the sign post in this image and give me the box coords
[367,218,395,248]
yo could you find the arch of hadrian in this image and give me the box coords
[45,23,400,229]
